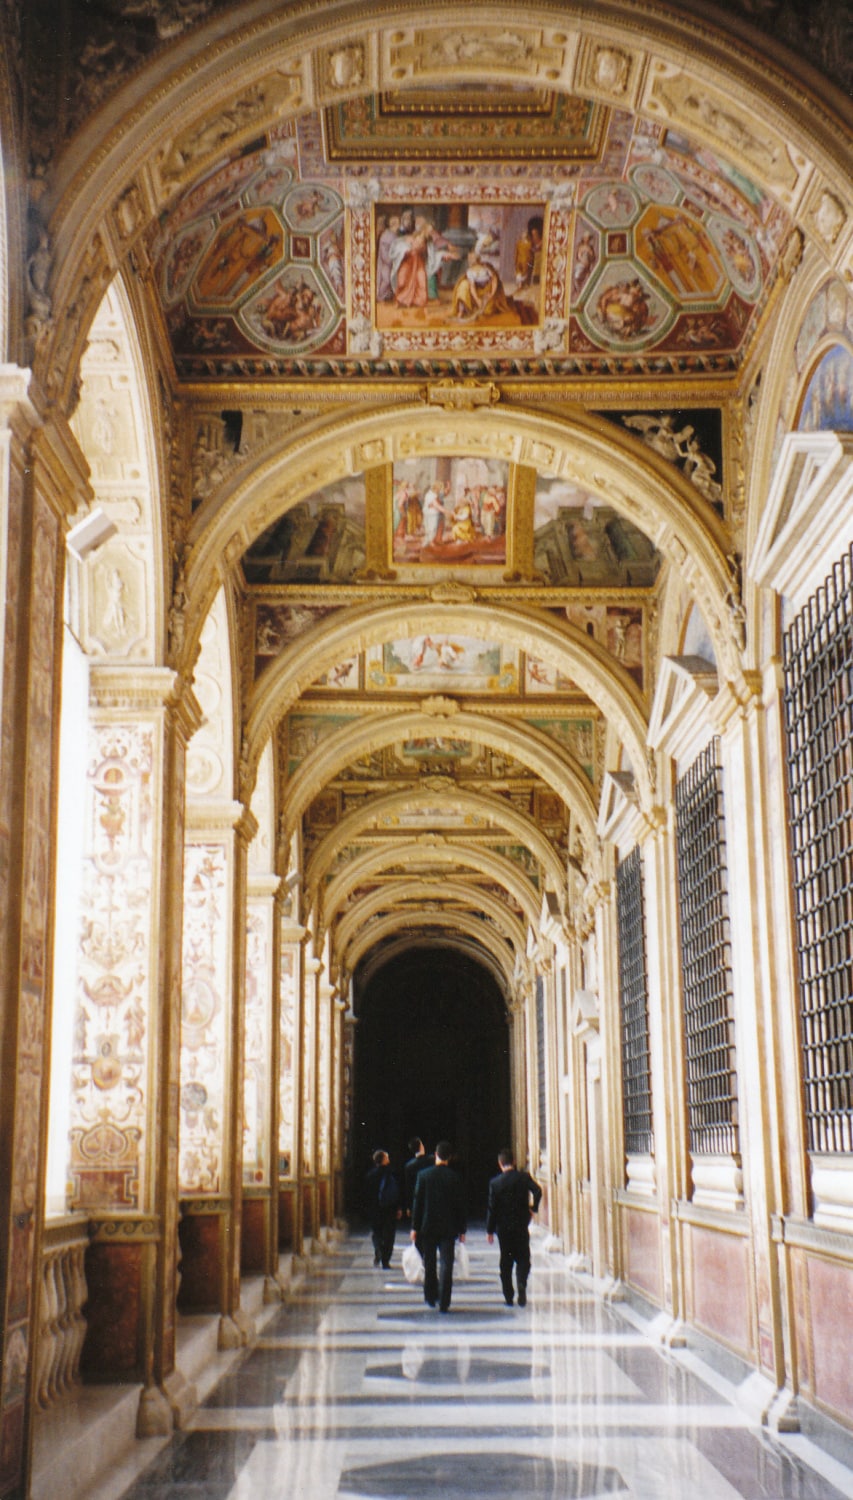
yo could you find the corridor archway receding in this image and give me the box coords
[350,945,512,1219]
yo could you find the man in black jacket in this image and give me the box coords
[410,1139,466,1311]
[486,1147,542,1306]
[403,1137,434,1229]
[365,1149,400,1269]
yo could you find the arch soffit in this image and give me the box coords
[70,274,167,660]
[305,785,567,900]
[282,707,602,844]
[321,841,542,934]
[345,916,517,999]
[45,0,850,274]
[249,605,648,805]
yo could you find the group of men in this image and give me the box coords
[365,1137,542,1312]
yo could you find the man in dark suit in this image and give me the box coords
[410,1139,467,1311]
[365,1149,401,1269]
[403,1137,434,1228]
[486,1147,542,1306]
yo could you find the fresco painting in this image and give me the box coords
[148,107,788,380]
[243,478,366,584]
[287,714,358,772]
[797,344,853,432]
[375,202,544,330]
[533,475,660,587]
[400,737,474,764]
[525,717,597,778]
[313,656,361,690]
[392,456,508,566]
[368,636,516,692]
[524,656,577,695]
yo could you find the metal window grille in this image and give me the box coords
[617,845,654,1156]
[782,544,853,1154]
[675,739,739,1156]
[536,974,548,1151]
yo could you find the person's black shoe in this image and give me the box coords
[381,1261,391,1268]
[517,1286,527,1306]
[504,1297,514,1306]
[425,1297,437,1307]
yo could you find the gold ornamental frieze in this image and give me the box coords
[88,1216,160,1242]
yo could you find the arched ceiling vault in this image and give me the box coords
[321,840,542,934]
[333,885,525,982]
[350,929,514,1005]
[248,602,650,779]
[281,706,603,846]
[190,405,739,681]
[36,0,850,407]
[305,785,567,903]
[26,0,850,992]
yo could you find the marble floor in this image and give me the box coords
[114,1231,853,1500]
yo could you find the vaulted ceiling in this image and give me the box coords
[31,0,850,1001]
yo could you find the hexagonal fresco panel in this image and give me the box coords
[148,100,790,381]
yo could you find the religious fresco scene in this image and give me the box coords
[146,97,790,381]
[374,201,544,331]
[392,456,509,566]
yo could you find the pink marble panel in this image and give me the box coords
[806,1255,853,1422]
[689,1226,752,1357]
[624,1207,662,1302]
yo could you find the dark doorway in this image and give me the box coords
[348,945,511,1221]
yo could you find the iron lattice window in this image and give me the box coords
[675,739,739,1157]
[617,845,654,1156]
[782,545,853,1154]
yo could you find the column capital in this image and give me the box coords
[0,363,38,432]
[89,665,204,737]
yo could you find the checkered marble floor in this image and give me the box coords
[115,1232,853,1499]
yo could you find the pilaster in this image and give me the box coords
[0,380,90,1498]
[83,667,203,1437]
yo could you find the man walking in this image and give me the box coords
[365,1149,401,1269]
[486,1148,542,1306]
[411,1140,466,1312]
[403,1136,434,1227]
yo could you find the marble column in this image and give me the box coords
[0,376,90,1498]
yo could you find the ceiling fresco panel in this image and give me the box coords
[147,91,789,382]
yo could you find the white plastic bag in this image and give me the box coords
[402,1242,424,1284]
[455,1241,470,1280]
